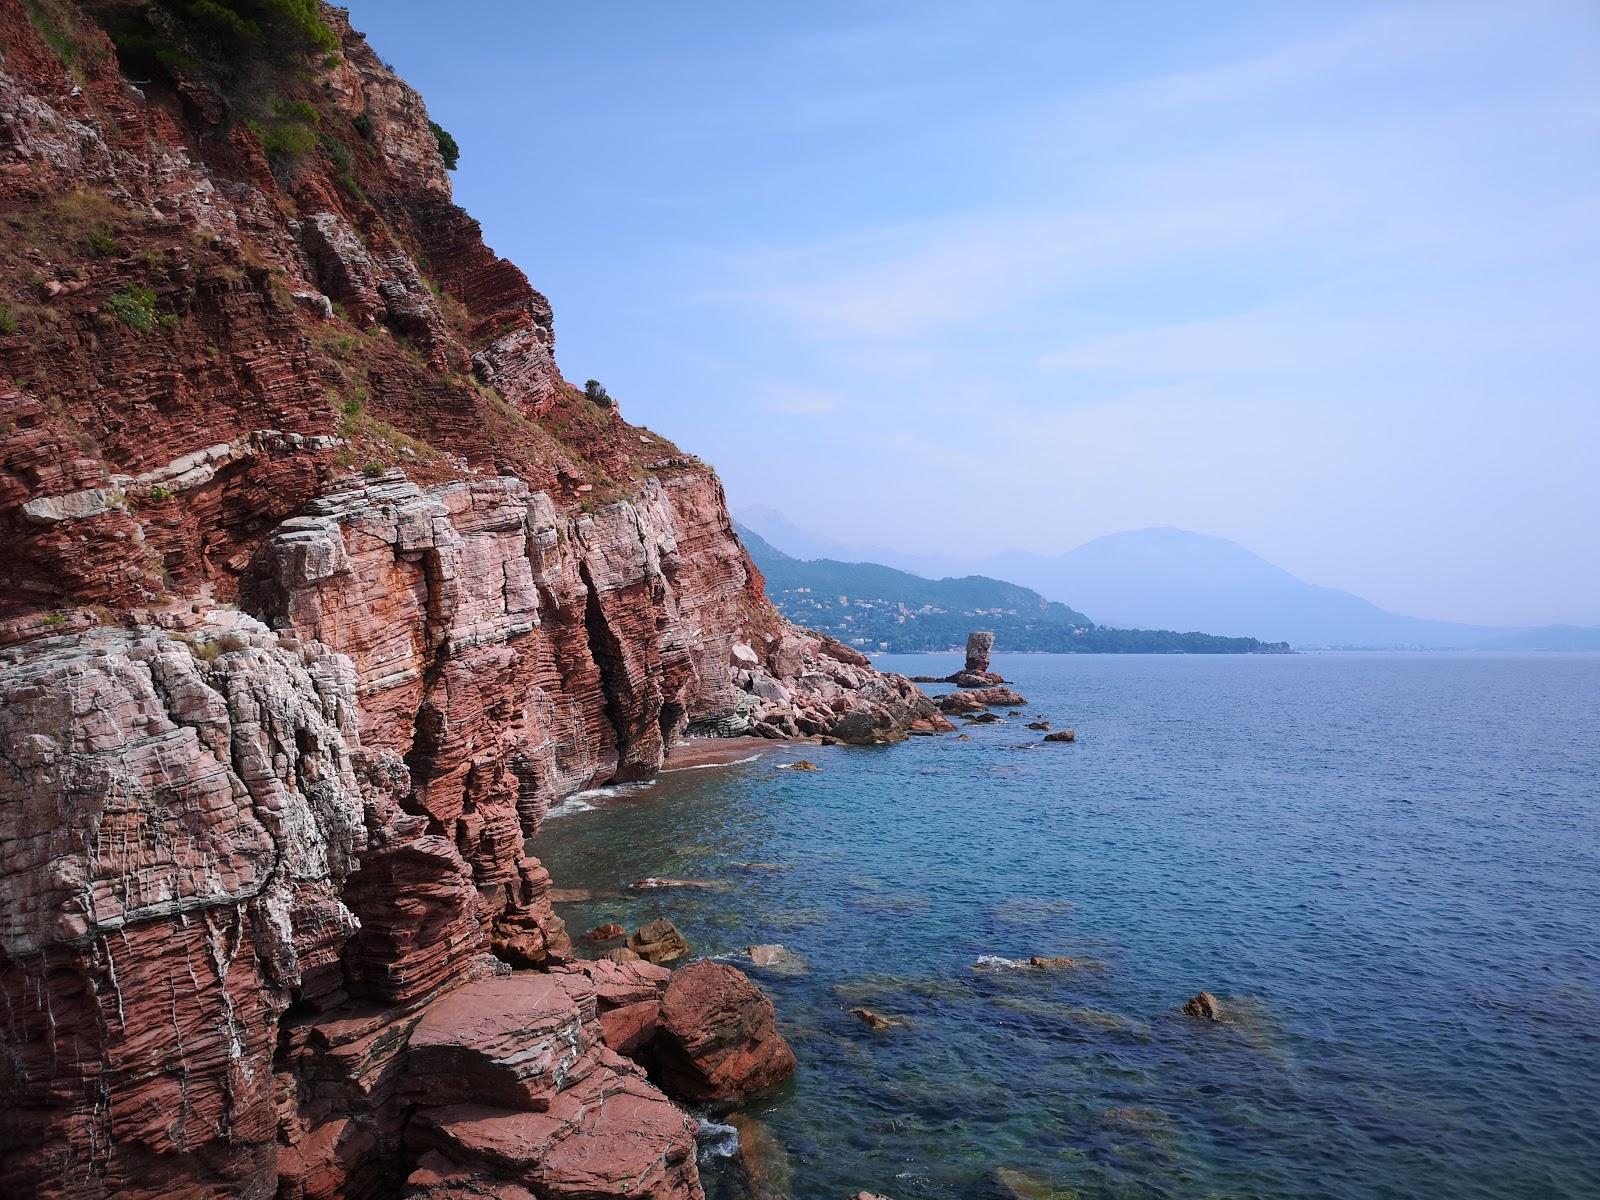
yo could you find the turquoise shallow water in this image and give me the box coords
[533,652,1600,1199]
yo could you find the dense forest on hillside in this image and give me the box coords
[739,526,1290,654]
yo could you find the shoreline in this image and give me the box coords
[661,735,779,771]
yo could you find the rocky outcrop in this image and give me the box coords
[395,972,701,1199]
[0,4,947,1196]
[911,630,1008,688]
[629,918,691,965]
[936,685,1028,713]
[654,962,797,1103]
[0,618,368,1196]
[966,631,997,674]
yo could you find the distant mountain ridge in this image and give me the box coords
[736,509,1600,651]
[737,524,1289,655]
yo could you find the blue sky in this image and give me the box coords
[346,1,1600,627]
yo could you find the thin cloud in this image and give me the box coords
[760,384,844,416]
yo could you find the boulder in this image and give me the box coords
[409,1064,701,1200]
[936,690,987,714]
[1043,729,1077,743]
[402,974,595,1111]
[629,918,690,964]
[969,686,1027,706]
[1025,720,1051,731]
[654,962,797,1102]
[786,759,820,771]
[949,669,1005,687]
[827,709,907,746]
[583,923,626,943]
[598,1002,661,1057]
[1183,991,1222,1021]
[561,957,671,1011]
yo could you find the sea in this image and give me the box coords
[533,652,1600,1199]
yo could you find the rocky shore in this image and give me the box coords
[0,5,945,1196]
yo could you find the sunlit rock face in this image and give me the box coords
[0,3,943,1196]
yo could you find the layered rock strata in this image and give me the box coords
[0,3,930,1196]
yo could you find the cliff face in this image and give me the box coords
[0,4,945,1196]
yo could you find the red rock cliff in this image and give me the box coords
[0,4,946,1196]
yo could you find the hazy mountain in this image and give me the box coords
[981,527,1480,647]
[737,509,1600,651]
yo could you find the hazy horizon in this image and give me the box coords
[347,1,1600,628]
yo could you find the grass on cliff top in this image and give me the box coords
[334,394,439,467]
[23,0,85,68]
[2,191,129,264]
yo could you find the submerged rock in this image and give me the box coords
[744,944,809,975]
[1027,955,1080,970]
[993,1166,1084,1199]
[1043,729,1077,743]
[628,917,690,964]
[655,962,797,1102]
[1183,991,1223,1021]
[964,712,1001,725]
[974,954,1101,972]
[785,758,821,771]
[1026,720,1052,731]
[631,877,724,891]
[583,922,627,943]
[849,1006,911,1031]
[728,1112,793,1200]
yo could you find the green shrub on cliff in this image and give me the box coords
[90,0,338,105]
[106,285,158,332]
[430,121,460,170]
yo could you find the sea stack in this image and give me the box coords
[910,630,1008,687]
[950,630,1006,686]
[966,631,996,674]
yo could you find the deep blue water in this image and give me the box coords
[533,653,1600,1199]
